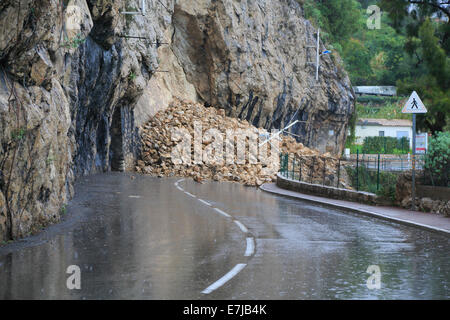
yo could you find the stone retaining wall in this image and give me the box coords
[417,185,450,202]
[276,173,379,205]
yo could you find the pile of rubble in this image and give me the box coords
[399,197,450,216]
[136,99,340,186]
[396,172,450,216]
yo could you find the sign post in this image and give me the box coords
[412,113,416,210]
[402,91,427,211]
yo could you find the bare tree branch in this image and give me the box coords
[408,0,450,20]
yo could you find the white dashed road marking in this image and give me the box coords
[201,263,247,294]
[245,237,255,257]
[234,220,248,234]
[174,178,255,295]
[198,199,212,206]
[128,195,141,198]
[213,208,231,219]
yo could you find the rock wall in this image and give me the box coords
[0,0,164,240]
[0,0,354,241]
[277,173,379,206]
[169,0,354,154]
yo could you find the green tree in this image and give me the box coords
[419,19,448,85]
[395,18,449,133]
[424,131,450,187]
[301,0,450,132]
[302,0,364,44]
[342,38,373,84]
[364,17,408,84]
[380,0,450,27]
[380,1,450,132]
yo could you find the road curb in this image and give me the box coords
[260,183,450,236]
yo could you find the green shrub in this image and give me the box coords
[11,128,26,141]
[128,71,137,81]
[376,172,398,202]
[62,33,86,49]
[345,165,398,202]
[424,131,450,187]
[362,136,410,154]
[349,144,363,154]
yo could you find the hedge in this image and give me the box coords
[362,136,410,154]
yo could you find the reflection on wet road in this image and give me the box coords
[0,173,449,299]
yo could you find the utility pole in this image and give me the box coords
[316,28,320,82]
[121,0,147,15]
[307,28,330,82]
[142,0,146,16]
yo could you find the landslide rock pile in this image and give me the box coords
[168,0,354,156]
[137,99,341,186]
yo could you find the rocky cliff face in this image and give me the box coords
[0,0,354,241]
[169,0,354,153]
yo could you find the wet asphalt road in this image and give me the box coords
[0,173,449,299]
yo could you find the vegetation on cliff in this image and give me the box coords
[300,0,450,133]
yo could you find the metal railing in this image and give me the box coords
[279,151,427,194]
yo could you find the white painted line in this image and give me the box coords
[261,182,450,236]
[198,199,212,207]
[128,195,141,198]
[185,192,196,198]
[234,220,248,233]
[213,208,231,218]
[176,186,183,191]
[244,237,255,257]
[201,263,247,294]
[175,179,185,188]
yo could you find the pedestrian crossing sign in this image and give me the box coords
[402,91,427,113]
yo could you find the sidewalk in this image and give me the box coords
[260,183,450,235]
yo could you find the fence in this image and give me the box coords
[346,153,425,171]
[279,151,427,198]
